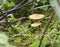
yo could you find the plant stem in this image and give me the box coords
[38,12,54,47]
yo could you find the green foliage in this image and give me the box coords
[8,14,16,21]
[0,33,15,47]
[42,38,51,47]
[0,33,8,44]
[36,0,47,4]
[40,0,47,4]
[0,0,60,47]
[2,1,15,9]
[30,39,39,47]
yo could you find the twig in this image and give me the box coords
[0,17,28,31]
[45,33,54,47]
[12,17,28,23]
[38,12,54,47]
[0,0,26,16]
[9,28,31,40]
[0,17,27,24]
[0,0,33,20]
[30,5,51,11]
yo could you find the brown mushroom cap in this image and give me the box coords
[29,14,44,20]
[31,22,41,27]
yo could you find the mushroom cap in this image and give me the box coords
[29,14,44,20]
[31,22,41,27]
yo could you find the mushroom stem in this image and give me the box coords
[35,20,39,22]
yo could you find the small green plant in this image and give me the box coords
[0,33,16,47]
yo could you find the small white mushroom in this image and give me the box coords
[29,14,44,20]
[31,22,41,27]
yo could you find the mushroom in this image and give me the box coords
[29,13,44,28]
[31,22,41,27]
[29,14,44,20]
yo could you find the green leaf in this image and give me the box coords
[42,38,51,46]
[0,33,8,44]
[8,45,16,47]
[30,39,39,47]
[40,0,47,4]
[36,0,40,2]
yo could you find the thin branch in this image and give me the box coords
[9,28,31,40]
[0,17,27,24]
[0,0,24,16]
[0,0,33,20]
[38,12,55,47]
[31,5,51,11]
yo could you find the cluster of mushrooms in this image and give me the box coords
[29,14,44,27]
